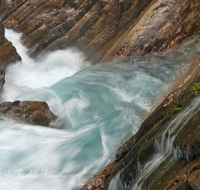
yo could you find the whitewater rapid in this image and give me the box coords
[0,29,198,190]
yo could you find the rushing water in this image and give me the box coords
[0,30,199,190]
[108,96,200,190]
[130,96,200,190]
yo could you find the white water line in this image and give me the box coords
[109,96,200,190]
[133,96,200,189]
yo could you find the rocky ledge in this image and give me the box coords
[0,20,21,91]
[1,0,200,64]
[0,21,21,68]
[0,101,58,127]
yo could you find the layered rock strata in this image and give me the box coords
[2,0,199,64]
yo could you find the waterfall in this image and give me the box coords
[108,96,200,190]
[0,29,199,190]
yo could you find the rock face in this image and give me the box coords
[3,0,199,64]
[0,21,21,68]
[0,101,58,127]
[0,0,9,21]
[0,20,21,91]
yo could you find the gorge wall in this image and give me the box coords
[0,0,21,91]
[0,0,200,190]
[1,0,200,64]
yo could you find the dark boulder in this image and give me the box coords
[0,100,58,127]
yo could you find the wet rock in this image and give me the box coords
[0,101,58,127]
[0,69,5,92]
[0,20,21,92]
[0,20,21,68]
[0,37,21,68]
[0,22,5,44]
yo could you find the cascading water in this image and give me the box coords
[0,29,199,190]
[130,96,200,190]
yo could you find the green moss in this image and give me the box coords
[190,82,200,95]
[150,13,155,18]
[174,105,182,112]
[128,29,141,39]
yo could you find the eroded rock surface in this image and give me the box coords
[0,20,21,91]
[0,20,21,68]
[2,0,200,64]
[0,0,9,21]
[0,101,58,127]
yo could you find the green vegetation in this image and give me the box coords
[129,29,141,39]
[150,13,155,18]
[174,105,182,111]
[190,83,200,95]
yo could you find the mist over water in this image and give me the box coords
[0,29,198,190]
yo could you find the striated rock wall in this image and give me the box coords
[113,0,200,59]
[2,0,200,64]
[0,0,9,21]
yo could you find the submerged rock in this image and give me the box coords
[0,101,58,127]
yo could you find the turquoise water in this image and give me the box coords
[0,30,199,190]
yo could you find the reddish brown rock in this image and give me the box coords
[0,38,21,68]
[0,101,58,127]
[2,0,200,64]
[0,0,157,63]
[0,20,21,68]
[0,20,21,91]
[112,0,200,60]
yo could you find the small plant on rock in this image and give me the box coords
[190,83,200,96]
[174,105,182,111]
